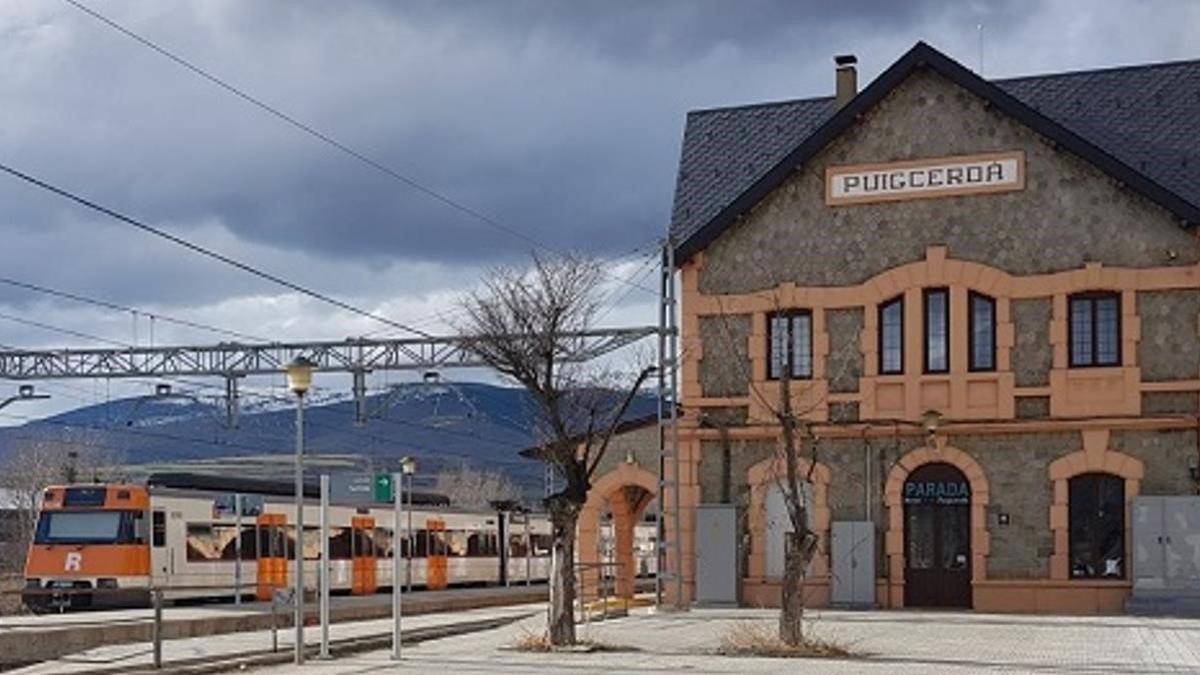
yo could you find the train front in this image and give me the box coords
[23,484,152,611]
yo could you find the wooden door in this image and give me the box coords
[903,463,972,608]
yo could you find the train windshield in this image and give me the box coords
[34,510,141,545]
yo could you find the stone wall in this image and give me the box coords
[1111,429,1197,496]
[697,69,1194,296]
[1138,290,1200,382]
[1011,298,1053,388]
[954,433,1081,579]
[826,308,864,393]
[699,315,750,397]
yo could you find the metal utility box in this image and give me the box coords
[694,504,738,606]
[1133,497,1200,590]
[831,521,875,607]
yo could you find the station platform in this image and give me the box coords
[0,583,548,669]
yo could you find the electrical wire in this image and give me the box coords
[0,275,269,343]
[62,0,658,297]
[0,161,434,339]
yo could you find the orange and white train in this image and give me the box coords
[22,474,556,611]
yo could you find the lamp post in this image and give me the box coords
[400,456,417,592]
[0,384,49,412]
[286,356,315,666]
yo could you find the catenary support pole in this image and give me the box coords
[234,493,242,606]
[392,472,403,660]
[320,475,330,659]
[294,395,306,665]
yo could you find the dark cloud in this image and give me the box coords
[0,0,1195,372]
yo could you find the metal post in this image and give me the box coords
[391,472,403,661]
[234,493,242,606]
[524,517,531,587]
[655,241,668,610]
[666,240,684,611]
[405,472,413,593]
[152,587,163,669]
[319,475,330,659]
[294,395,306,665]
[271,592,279,653]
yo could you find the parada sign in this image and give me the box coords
[825,151,1025,206]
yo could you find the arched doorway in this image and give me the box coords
[578,463,658,600]
[903,462,972,608]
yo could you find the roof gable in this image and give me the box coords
[670,42,1200,264]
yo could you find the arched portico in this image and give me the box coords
[578,462,657,599]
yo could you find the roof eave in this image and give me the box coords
[671,41,1200,266]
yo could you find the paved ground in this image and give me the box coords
[242,607,1200,674]
[10,603,543,674]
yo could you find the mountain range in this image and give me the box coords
[0,382,659,500]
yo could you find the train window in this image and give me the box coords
[152,511,166,547]
[430,530,447,557]
[414,530,429,557]
[329,528,351,560]
[532,534,553,556]
[374,528,393,559]
[446,531,469,557]
[236,525,258,560]
[35,510,142,545]
[186,525,217,561]
[509,534,528,558]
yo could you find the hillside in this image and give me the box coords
[0,382,658,500]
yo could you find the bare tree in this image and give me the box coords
[458,253,655,646]
[712,293,827,647]
[433,463,523,511]
[0,431,123,571]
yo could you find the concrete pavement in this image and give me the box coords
[241,607,1200,674]
[10,603,542,674]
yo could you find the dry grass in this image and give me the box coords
[717,621,854,659]
[509,628,639,654]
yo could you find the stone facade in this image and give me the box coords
[1138,290,1200,382]
[1012,299,1053,388]
[657,51,1200,614]
[697,70,1196,296]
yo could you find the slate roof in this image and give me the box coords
[669,42,1200,263]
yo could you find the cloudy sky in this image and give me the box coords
[0,0,1197,420]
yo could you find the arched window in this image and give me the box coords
[1068,473,1125,579]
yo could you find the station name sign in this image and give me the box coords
[903,480,971,506]
[825,151,1025,206]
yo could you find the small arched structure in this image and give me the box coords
[578,462,657,599]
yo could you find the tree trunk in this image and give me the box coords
[779,530,818,647]
[547,503,580,646]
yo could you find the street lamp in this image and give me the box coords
[286,356,315,666]
[0,384,49,412]
[400,456,417,592]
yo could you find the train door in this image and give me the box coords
[427,518,447,590]
[150,508,169,584]
[256,513,287,601]
[351,516,377,595]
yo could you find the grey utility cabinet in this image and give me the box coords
[831,521,875,607]
[694,504,738,606]
[1130,496,1200,615]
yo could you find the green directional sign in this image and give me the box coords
[374,472,394,503]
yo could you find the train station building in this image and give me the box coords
[610,41,1200,613]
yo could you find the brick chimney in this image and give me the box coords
[835,54,858,107]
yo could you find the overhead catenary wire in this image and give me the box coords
[0,275,269,343]
[0,161,435,339]
[62,0,657,298]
